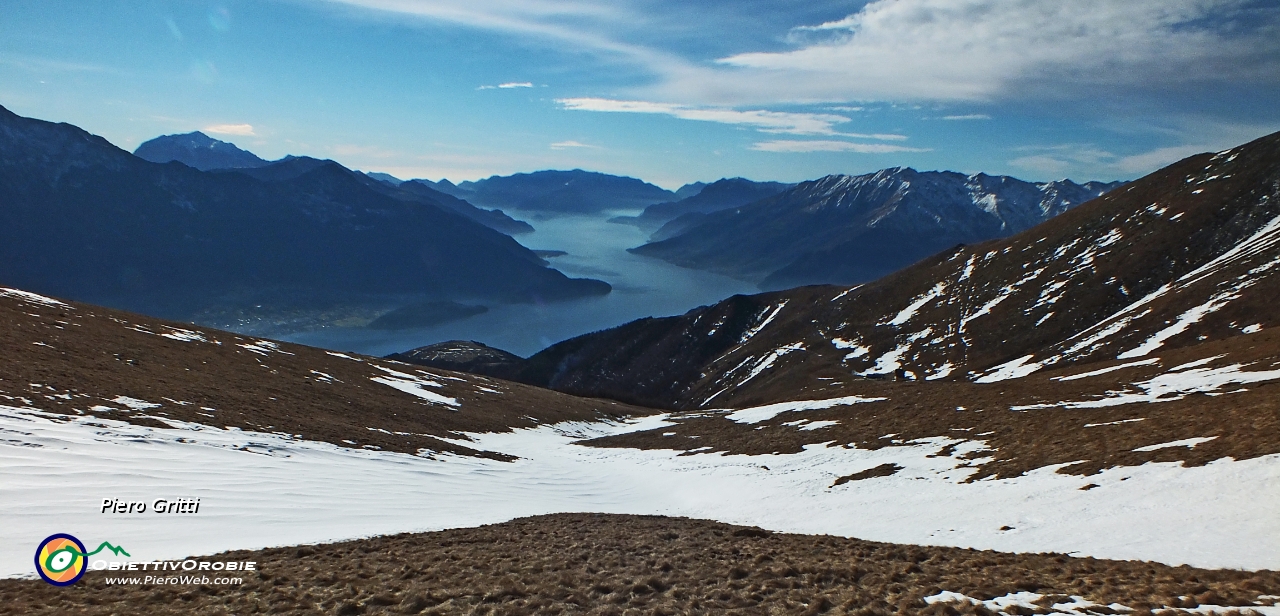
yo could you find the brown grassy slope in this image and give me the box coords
[2,514,1277,615]
[587,330,1280,479]
[0,288,646,459]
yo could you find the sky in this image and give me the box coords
[1,0,1278,188]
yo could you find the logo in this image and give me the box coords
[34,534,130,586]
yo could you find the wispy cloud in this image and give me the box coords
[1008,138,1246,177]
[203,123,255,136]
[314,0,688,77]
[1114,145,1213,175]
[557,98,906,140]
[312,0,1280,115]
[941,114,991,121]
[751,140,930,154]
[478,81,535,89]
[549,140,599,149]
[0,53,116,74]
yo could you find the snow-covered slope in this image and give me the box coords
[3,402,1277,578]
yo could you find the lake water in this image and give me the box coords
[278,210,758,358]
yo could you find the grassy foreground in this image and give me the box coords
[3,514,1277,615]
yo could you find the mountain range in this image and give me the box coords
[632,169,1123,290]
[134,133,534,235]
[428,169,676,214]
[402,130,1280,413]
[0,106,607,322]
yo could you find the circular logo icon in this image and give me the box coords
[35,534,87,586]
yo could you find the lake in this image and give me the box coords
[277,210,759,358]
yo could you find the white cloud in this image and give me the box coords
[1007,154,1072,175]
[700,0,1280,104]
[203,123,255,136]
[1114,145,1211,174]
[556,98,907,140]
[941,114,991,121]
[751,140,930,154]
[1006,129,1277,178]
[479,81,535,89]
[549,140,599,149]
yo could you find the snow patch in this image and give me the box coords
[1052,358,1160,381]
[158,328,210,343]
[1014,363,1280,410]
[368,366,459,408]
[924,591,1138,615]
[724,395,887,424]
[887,283,946,326]
[1134,436,1218,452]
[975,355,1043,383]
[0,288,67,307]
[238,340,294,356]
[738,301,788,343]
[110,396,161,411]
[1084,418,1146,428]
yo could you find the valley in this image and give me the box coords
[1,99,1278,616]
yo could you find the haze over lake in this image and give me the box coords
[280,210,757,357]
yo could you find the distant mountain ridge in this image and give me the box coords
[134,131,271,170]
[610,178,792,239]
[136,132,533,235]
[436,169,676,214]
[0,105,606,320]
[632,168,1122,290]
[673,181,707,200]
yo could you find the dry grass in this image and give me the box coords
[0,292,641,459]
[2,514,1277,615]
[587,330,1280,480]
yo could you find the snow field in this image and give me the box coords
[2,403,1278,578]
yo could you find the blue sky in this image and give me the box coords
[1,0,1278,188]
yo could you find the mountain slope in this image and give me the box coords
[464,130,1280,412]
[632,169,1121,289]
[219,157,534,235]
[0,105,602,318]
[397,179,534,234]
[445,169,676,214]
[133,131,270,170]
[0,287,635,458]
[612,177,792,238]
[673,181,707,199]
[5,285,1279,577]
